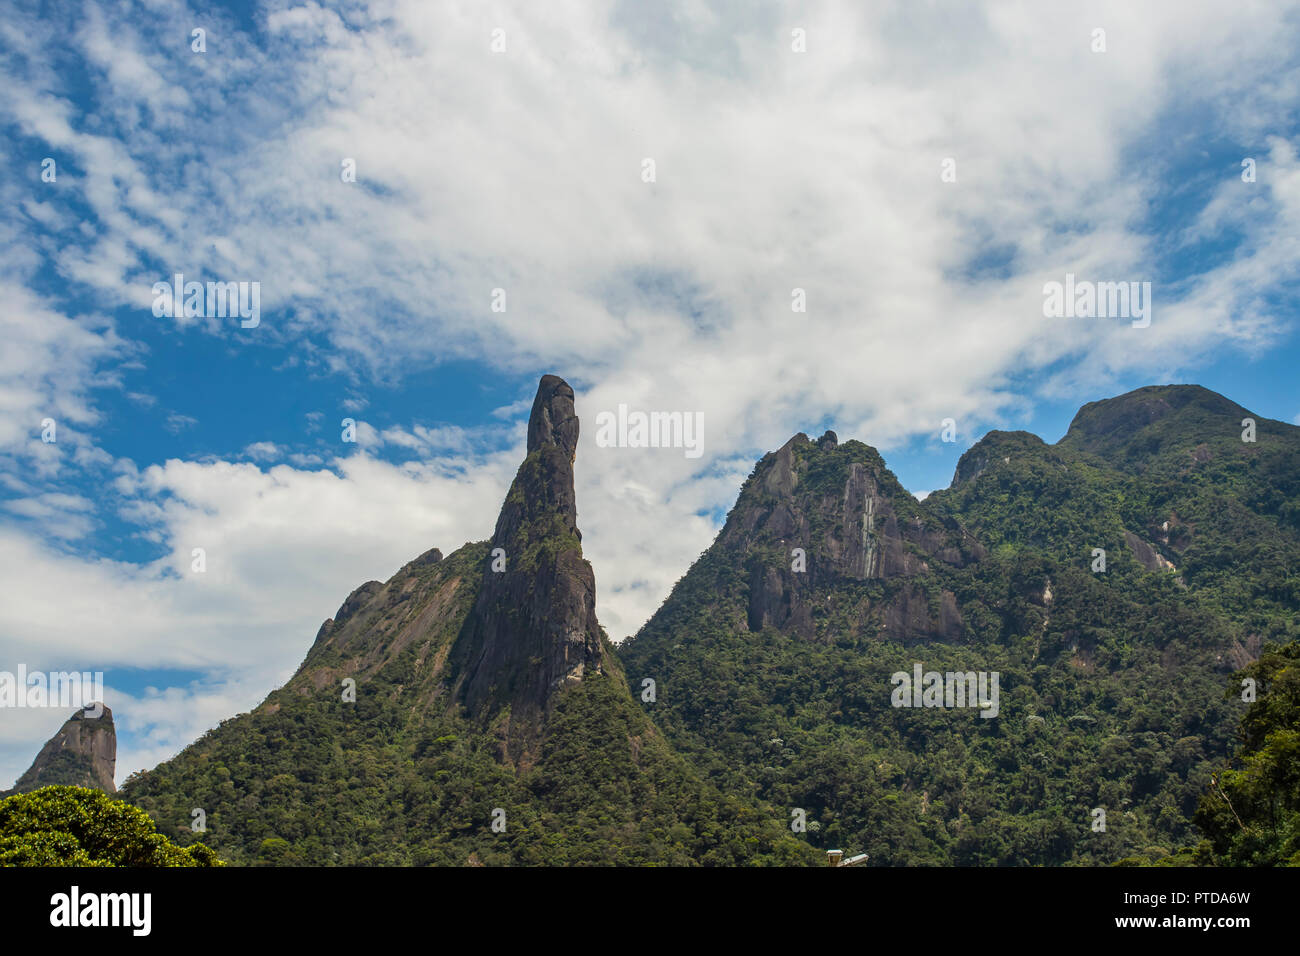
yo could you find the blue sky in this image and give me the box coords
[1,0,1298,786]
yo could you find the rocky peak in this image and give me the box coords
[527,374,580,461]
[257,374,611,767]
[727,433,977,577]
[400,546,444,573]
[718,432,982,641]
[456,375,609,764]
[11,704,116,794]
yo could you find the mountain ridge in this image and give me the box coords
[17,379,1291,865]
[618,381,1299,864]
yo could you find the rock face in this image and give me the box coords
[704,431,983,642]
[12,704,116,794]
[456,374,609,762]
[229,374,613,766]
[1123,530,1177,573]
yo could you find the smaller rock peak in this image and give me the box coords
[411,547,443,567]
[13,704,118,794]
[818,430,838,449]
[527,375,579,460]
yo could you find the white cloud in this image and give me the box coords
[242,441,280,462]
[3,492,96,540]
[0,280,127,476]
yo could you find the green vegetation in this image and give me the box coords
[619,386,1300,865]
[122,672,813,865]
[119,532,812,865]
[0,786,221,866]
[1181,642,1300,865]
[13,747,103,791]
[621,552,1243,864]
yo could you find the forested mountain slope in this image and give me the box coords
[619,385,1300,864]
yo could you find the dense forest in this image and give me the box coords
[122,658,813,865]
[0,786,220,867]
[620,386,1300,865]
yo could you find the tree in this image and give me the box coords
[1192,643,1300,866]
[0,785,223,867]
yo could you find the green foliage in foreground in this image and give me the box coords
[1184,643,1300,865]
[1123,642,1300,867]
[0,785,222,867]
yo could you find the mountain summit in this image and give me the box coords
[457,375,610,763]
[9,704,116,795]
[644,430,983,646]
[1059,384,1253,465]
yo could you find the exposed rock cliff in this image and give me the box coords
[11,704,116,794]
[455,375,612,762]
[714,431,982,642]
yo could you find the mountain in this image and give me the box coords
[8,705,116,795]
[82,381,1300,865]
[1058,383,1252,464]
[454,375,611,765]
[618,384,1300,865]
[702,429,984,644]
[936,384,1300,631]
[120,375,814,866]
